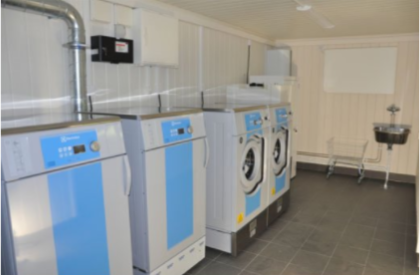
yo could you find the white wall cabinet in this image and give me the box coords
[134,9,179,67]
[115,5,133,27]
[90,0,113,23]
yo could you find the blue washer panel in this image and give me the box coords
[41,130,100,169]
[48,162,110,275]
[275,108,288,124]
[275,172,286,194]
[245,188,261,216]
[245,112,262,132]
[165,142,194,250]
[161,118,192,144]
[245,112,263,139]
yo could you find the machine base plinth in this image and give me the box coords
[267,190,290,226]
[134,237,206,275]
[205,209,268,256]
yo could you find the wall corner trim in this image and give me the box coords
[275,33,419,47]
[103,0,275,46]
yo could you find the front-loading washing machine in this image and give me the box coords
[1,113,133,275]
[225,89,293,227]
[267,103,292,225]
[87,106,207,275]
[201,102,270,255]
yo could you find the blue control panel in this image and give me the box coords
[41,130,100,169]
[161,118,192,144]
[275,108,288,124]
[245,112,262,132]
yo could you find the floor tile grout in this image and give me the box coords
[195,171,416,275]
[278,208,329,275]
[320,203,359,275]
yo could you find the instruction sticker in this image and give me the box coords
[115,42,129,53]
[271,187,276,196]
[237,213,244,224]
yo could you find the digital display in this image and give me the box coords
[178,128,185,135]
[73,145,86,154]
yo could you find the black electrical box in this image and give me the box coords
[91,36,134,64]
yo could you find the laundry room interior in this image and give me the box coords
[1,0,419,275]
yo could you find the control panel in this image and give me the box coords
[161,118,193,144]
[3,137,33,177]
[245,112,263,132]
[275,108,288,124]
[40,130,101,169]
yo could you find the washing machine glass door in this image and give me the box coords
[272,129,288,176]
[240,136,263,194]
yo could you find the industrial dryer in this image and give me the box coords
[87,106,207,275]
[1,114,133,275]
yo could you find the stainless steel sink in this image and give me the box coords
[373,123,411,145]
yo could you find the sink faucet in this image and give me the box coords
[387,104,400,127]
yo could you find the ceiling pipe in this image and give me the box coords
[2,0,88,113]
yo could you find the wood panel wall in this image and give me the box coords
[287,36,419,176]
[2,0,267,115]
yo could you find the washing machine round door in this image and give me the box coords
[240,136,263,194]
[272,129,288,176]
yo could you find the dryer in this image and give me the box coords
[87,106,207,275]
[267,103,292,225]
[202,103,270,255]
[1,114,133,275]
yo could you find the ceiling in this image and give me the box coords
[155,0,419,40]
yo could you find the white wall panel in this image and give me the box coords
[290,38,419,176]
[202,28,248,104]
[2,0,262,116]
[249,41,266,76]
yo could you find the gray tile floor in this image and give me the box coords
[186,170,418,275]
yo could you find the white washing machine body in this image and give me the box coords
[267,103,292,224]
[1,114,133,275]
[202,103,270,255]
[88,106,207,275]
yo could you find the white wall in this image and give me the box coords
[1,0,269,116]
[277,34,419,176]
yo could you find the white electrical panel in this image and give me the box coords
[90,0,113,23]
[134,9,179,67]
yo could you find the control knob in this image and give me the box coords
[90,141,101,152]
[187,126,193,134]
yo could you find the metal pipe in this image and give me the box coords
[2,0,88,113]
[297,143,383,164]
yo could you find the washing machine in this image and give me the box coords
[202,102,270,255]
[267,103,292,225]
[87,106,207,275]
[1,114,133,275]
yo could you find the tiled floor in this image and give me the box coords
[186,170,418,275]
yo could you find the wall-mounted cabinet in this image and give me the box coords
[90,0,113,23]
[115,5,133,27]
[90,0,133,27]
[134,9,179,67]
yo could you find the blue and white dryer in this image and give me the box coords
[1,114,133,275]
[201,103,270,255]
[267,103,292,225]
[89,106,207,275]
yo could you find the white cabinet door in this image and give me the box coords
[90,0,113,23]
[115,5,133,26]
[134,9,179,66]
